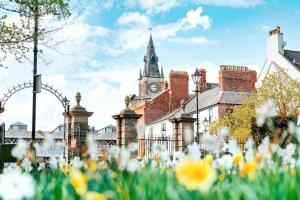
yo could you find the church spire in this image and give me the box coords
[138,69,142,80]
[160,66,164,78]
[143,33,160,77]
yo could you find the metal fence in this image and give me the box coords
[138,136,177,158]
[138,136,246,159]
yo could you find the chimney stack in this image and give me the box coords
[169,70,189,112]
[219,65,257,92]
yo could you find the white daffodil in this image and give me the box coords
[288,121,296,135]
[0,171,35,200]
[126,159,140,172]
[127,143,138,153]
[21,158,33,173]
[258,136,271,160]
[86,134,99,160]
[43,134,55,150]
[216,154,233,170]
[227,138,240,154]
[70,156,83,169]
[256,100,277,127]
[119,149,131,170]
[187,142,201,160]
[295,127,300,143]
[218,127,230,139]
[38,162,45,171]
[201,133,218,154]
[11,139,28,159]
[49,156,58,169]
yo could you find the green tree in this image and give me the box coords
[0,0,71,67]
[209,66,300,142]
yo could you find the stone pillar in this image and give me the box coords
[65,92,93,159]
[170,100,196,152]
[113,96,142,147]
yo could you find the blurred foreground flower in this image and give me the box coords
[85,192,107,200]
[11,139,28,159]
[256,99,277,127]
[175,159,216,191]
[0,171,35,200]
[70,169,88,196]
[240,160,257,180]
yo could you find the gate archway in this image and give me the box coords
[0,81,70,113]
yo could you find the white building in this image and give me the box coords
[257,26,300,87]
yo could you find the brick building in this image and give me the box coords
[129,34,257,137]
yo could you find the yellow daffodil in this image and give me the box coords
[87,159,97,174]
[204,155,213,166]
[60,162,68,174]
[218,173,225,181]
[240,160,256,180]
[290,168,296,176]
[255,153,264,163]
[175,159,216,191]
[85,192,107,200]
[70,170,88,195]
[111,172,117,178]
[232,153,244,166]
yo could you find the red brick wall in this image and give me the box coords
[219,65,257,92]
[218,104,235,119]
[198,68,207,92]
[169,70,189,112]
[144,89,170,124]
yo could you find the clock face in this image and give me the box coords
[148,82,159,93]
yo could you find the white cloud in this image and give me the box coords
[117,12,151,27]
[196,0,264,8]
[125,0,178,14]
[170,36,216,45]
[180,7,211,30]
[109,7,212,55]
[139,0,178,14]
[258,24,270,32]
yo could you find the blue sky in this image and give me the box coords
[0,0,300,130]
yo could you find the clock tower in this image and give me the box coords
[138,34,164,97]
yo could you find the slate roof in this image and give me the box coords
[147,87,252,125]
[284,50,300,70]
[10,122,27,126]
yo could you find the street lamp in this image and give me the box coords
[203,117,209,133]
[191,68,201,143]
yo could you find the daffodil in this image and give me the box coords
[87,159,97,174]
[232,153,244,166]
[240,160,256,180]
[85,192,106,200]
[218,173,225,181]
[70,170,88,196]
[175,159,216,191]
[204,155,213,166]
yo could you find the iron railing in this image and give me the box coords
[138,136,177,158]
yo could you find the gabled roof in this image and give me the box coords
[284,50,300,70]
[147,87,252,125]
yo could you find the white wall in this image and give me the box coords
[257,32,300,87]
[192,105,218,134]
[145,105,219,137]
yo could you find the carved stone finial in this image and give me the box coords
[125,96,130,109]
[76,92,81,106]
[181,99,186,112]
